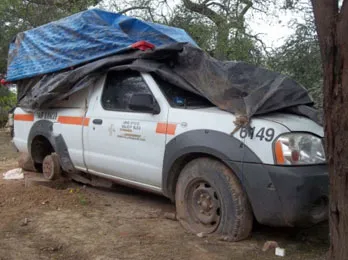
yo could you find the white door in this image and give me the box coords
[84,71,169,188]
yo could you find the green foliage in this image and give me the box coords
[167,3,264,65]
[0,85,16,127]
[268,10,323,108]
[225,36,264,65]
[78,193,89,205]
[169,6,216,54]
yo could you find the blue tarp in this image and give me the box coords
[7,9,197,81]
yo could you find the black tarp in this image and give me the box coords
[16,43,320,124]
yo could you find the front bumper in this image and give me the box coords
[228,162,328,227]
[266,164,328,226]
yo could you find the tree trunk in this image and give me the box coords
[311,1,348,259]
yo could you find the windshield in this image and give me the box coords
[152,74,213,108]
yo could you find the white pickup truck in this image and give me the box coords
[13,70,328,241]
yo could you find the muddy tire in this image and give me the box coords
[42,153,62,180]
[175,157,253,241]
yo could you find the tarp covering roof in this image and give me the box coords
[8,9,320,124]
[7,9,196,81]
[15,43,320,124]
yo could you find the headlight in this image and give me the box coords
[274,133,326,165]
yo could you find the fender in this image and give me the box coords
[162,129,261,198]
[28,120,76,173]
[162,129,287,224]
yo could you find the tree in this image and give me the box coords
[169,3,264,64]
[269,3,322,109]
[104,0,268,63]
[180,0,267,60]
[310,1,348,259]
[0,85,16,127]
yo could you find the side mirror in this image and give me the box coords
[129,93,160,114]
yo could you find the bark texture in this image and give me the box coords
[311,1,348,259]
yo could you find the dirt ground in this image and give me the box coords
[0,130,328,260]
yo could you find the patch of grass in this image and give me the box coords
[77,193,88,206]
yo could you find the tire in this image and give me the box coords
[42,153,62,180]
[175,157,253,241]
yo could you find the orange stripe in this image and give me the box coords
[82,118,90,126]
[275,140,285,164]
[58,116,90,126]
[166,124,177,135]
[156,123,167,134]
[156,122,177,135]
[14,114,34,121]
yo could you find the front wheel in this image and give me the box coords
[175,158,253,241]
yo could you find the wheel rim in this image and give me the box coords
[185,179,221,233]
[43,158,53,179]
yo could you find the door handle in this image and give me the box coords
[93,119,103,125]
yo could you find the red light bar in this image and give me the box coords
[131,41,155,51]
[0,79,9,85]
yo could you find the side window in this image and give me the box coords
[152,74,213,108]
[102,71,152,111]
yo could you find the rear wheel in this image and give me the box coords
[175,157,253,241]
[42,153,62,180]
